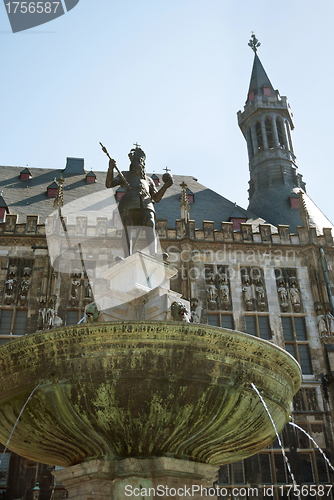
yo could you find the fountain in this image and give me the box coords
[0,146,302,499]
[0,319,301,498]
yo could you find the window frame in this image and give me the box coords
[281,315,312,374]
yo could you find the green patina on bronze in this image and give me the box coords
[0,321,301,467]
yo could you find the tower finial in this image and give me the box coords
[248,33,261,53]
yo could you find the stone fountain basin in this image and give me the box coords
[0,321,301,467]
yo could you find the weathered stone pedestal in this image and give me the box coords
[95,251,189,321]
[53,458,218,500]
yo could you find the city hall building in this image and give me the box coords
[0,42,333,499]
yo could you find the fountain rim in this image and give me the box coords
[0,320,302,390]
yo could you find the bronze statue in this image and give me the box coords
[102,143,173,257]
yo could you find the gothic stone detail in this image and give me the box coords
[315,303,334,339]
[3,258,33,306]
[241,267,268,312]
[275,268,302,313]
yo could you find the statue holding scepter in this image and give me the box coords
[101,143,173,257]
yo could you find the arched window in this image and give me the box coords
[247,128,254,158]
[276,119,285,148]
[265,118,274,149]
[285,121,294,153]
[255,122,263,151]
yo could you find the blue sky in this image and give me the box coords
[1,0,334,226]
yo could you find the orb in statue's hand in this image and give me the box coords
[162,173,173,186]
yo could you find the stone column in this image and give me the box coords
[53,458,218,500]
[281,120,290,150]
[271,114,280,147]
[285,121,295,154]
[250,124,258,154]
[246,128,254,160]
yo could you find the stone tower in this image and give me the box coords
[237,35,306,232]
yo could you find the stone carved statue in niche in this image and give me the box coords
[290,283,301,313]
[315,304,328,338]
[255,284,266,311]
[46,306,55,328]
[20,279,30,297]
[71,280,81,299]
[318,314,328,338]
[326,312,334,336]
[242,273,253,311]
[37,306,47,330]
[190,298,202,324]
[5,278,15,295]
[277,279,289,312]
[84,281,93,300]
[218,273,230,310]
[206,273,218,310]
[18,278,30,305]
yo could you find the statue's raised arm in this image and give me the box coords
[101,143,173,257]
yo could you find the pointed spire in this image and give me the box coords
[180,182,190,222]
[247,36,275,103]
[53,176,64,208]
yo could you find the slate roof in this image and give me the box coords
[86,170,96,178]
[20,167,31,175]
[247,53,275,102]
[0,163,270,231]
[47,181,58,189]
[300,190,334,236]
[228,204,248,219]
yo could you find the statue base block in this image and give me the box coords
[53,458,218,500]
[93,251,190,321]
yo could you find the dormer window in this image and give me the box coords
[151,174,160,186]
[86,170,96,183]
[47,181,58,198]
[0,192,8,221]
[248,91,254,103]
[116,187,124,202]
[20,167,31,181]
[186,188,194,204]
[290,195,300,209]
[263,87,272,96]
[231,218,246,231]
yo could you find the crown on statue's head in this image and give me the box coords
[128,144,146,163]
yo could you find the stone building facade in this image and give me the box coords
[0,42,333,499]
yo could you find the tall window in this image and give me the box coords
[265,118,274,148]
[208,314,234,329]
[245,314,271,340]
[0,309,28,345]
[281,316,312,374]
[255,122,264,151]
[276,119,285,148]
